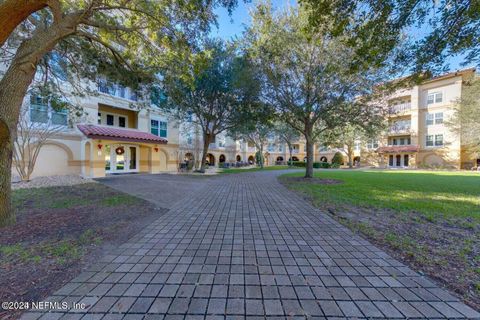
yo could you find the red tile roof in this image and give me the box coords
[377,145,419,153]
[77,124,167,144]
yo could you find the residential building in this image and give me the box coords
[10,68,478,179]
[365,68,478,169]
[12,78,180,179]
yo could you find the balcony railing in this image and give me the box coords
[98,81,138,102]
[247,147,256,152]
[389,102,411,114]
[389,125,411,133]
[292,149,299,154]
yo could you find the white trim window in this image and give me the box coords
[367,139,379,149]
[434,112,443,124]
[427,92,443,105]
[29,95,68,126]
[151,119,167,138]
[426,134,444,147]
[426,112,443,125]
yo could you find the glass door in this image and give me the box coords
[106,145,139,174]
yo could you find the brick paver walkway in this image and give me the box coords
[22,171,480,319]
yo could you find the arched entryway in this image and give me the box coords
[184,152,194,161]
[303,157,307,162]
[236,155,241,162]
[353,156,360,167]
[320,156,327,162]
[248,155,255,164]
[276,156,284,162]
[206,153,215,166]
[219,154,226,163]
[289,156,299,162]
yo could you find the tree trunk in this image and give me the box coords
[259,146,264,169]
[305,131,314,179]
[199,133,211,173]
[288,147,293,166]
[0,122,15,227]
[347,145,353,168]
[0,17,78,227]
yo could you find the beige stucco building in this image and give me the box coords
[14,79,180,179]
[12,68,479,179]
[260,68,479,170]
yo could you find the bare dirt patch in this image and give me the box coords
[282,177,343,185]
[0,183,167,320]
[326,203,479,310]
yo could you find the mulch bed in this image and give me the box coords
[0,183,167,320]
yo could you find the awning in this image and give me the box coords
[377,145,419,153]
[77,124,167,144]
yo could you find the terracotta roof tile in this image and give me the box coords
[377,145,419,153]
[77,124,167,144]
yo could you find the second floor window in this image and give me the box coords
[426,112,443,125]
[427,92,443,105]
[367,139,379,149]
[30,95,68,126]
[426,134,444,147]
[119,116,126,128]
[151,119,167,138]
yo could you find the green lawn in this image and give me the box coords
[280,170,480,222]
[280,169,480,307]
[221,165,293,174]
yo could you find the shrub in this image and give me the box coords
[331,152,344,167]
[314,162,330,169]
[290,161,306,167]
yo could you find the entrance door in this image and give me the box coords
[105,144,139,173]
[404,154,409,167]
[396,155,401,167]
[389,155,393,167]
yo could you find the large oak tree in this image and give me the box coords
[160,39,263,173]
[245,3,388,178]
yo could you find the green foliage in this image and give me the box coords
[160,39,263,171]
[300,0,480,72]
[290,161,306,167]
[244,2,388,177]
[331,152,344,166]
[447,77,480,159]
[313,162,330,169]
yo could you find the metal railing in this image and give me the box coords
[389,102,411,114]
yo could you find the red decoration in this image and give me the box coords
[154,147,159,152]
[115,146,125,155]
[97,144,103,150]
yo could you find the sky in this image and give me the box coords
[210,0,475,73]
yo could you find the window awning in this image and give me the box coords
[377,145,419,153]
[77,124,167,144]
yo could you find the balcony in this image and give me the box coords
[98,80,138,102]
[292,149,299,154]
[247,147,256,152]
[389,102,411,114]
[389,124,411,134]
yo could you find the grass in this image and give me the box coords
[280,170,480,221]
[281,169,480,307]
[221,165,293,174]
[13,183,141,209]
